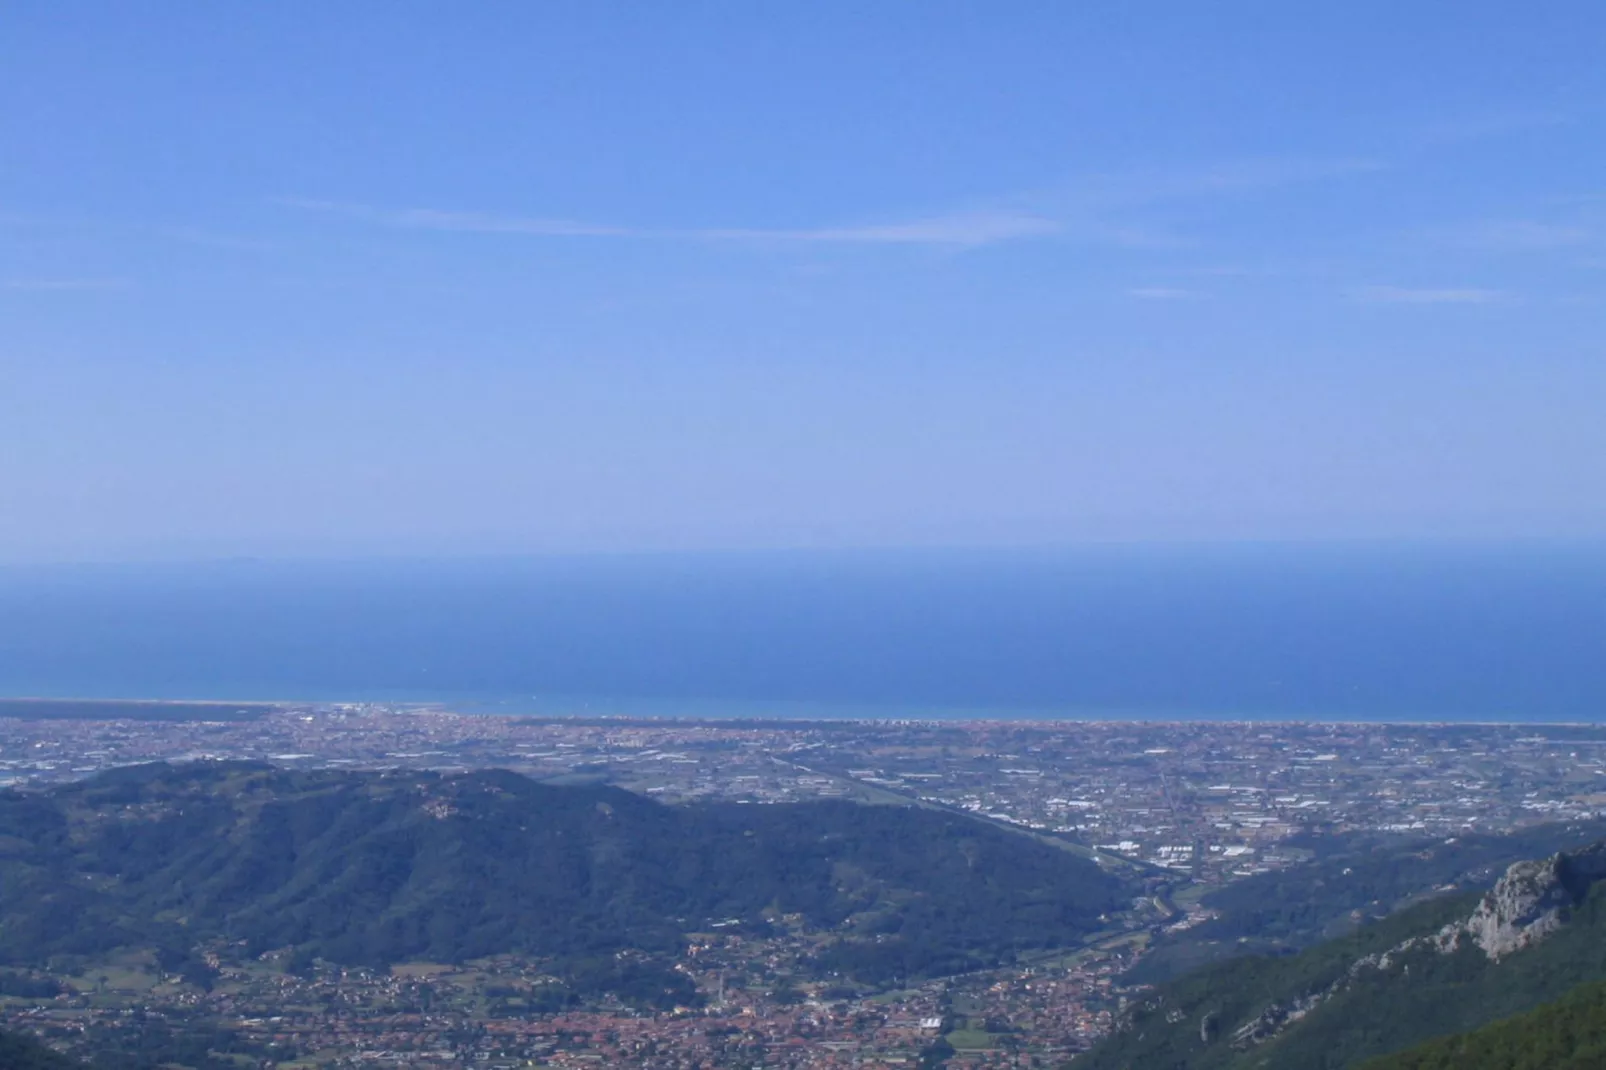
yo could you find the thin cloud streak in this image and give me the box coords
[280,198,1060,248]
[389,207,637,238]
[702,210,1061,246]
[1017,154,1388,252]
[0,278,132,292]
[1059,155,1388,209]
[1416,219,1593,252]
[1415,110,1570,147]
[1127,287,1197,300]
[0,212,282,255]
[142,225,286,253]
[1353,286,1506,305]
[280,152,1390,254]
[1170,155,1388,195]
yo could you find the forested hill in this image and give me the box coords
[0,762,1126,997]
[1362,979,1606,1070]
[0,1026,79,1070]
[1079,842,1606,1070]
[1131,818,1606,985]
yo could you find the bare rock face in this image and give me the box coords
[1452,843,1606,961]
[1230,994,1324,1049]
[1461,857,1570,959]
[1224,841,1606,1052]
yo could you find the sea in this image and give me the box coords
[0,543,1602,723]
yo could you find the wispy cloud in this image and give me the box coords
[142,225,285,253]
[1011,155,1388,252]
[707,210,1061,246]
[1353,285,1506,305]
[1164,156,1387,195]
[1063,155,1387,208]
[1176,265,1254,277]
[0,278,131,292]
[281,150,1398,257]
[2,211,282,255]
[298,202,637,238]
[1127,286,1197,300]
[1416,110,1570,147]
[280,198,1059,249]
[1415,219,1592,252]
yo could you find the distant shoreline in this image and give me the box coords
[4,548,1600,725]
[2,694,1604,728]
[0,697,281,722]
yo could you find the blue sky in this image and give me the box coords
[2,2,1603,561]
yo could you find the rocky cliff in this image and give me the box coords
[1445,842,1606,960]
[1082,837,1606,1070]
[1231,842,1606,1052]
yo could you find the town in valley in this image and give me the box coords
[3,699,1605,1069]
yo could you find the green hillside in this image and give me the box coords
[1131,820,1606,985]
[0,762,1126,1003]
[1080,846,1606,1070]
[1362,979,1606,1070]
[0,1026,78,1070]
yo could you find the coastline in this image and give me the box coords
[2,693,1603,727]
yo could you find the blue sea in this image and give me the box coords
[0,544,1603,722]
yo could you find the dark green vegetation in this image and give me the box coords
[1132,820,1606,984]
[1361,979,1606,1070]
[0,1026,78,1070]
[1081,850,1606,1070]
[0,762,1125,1006]
[29,1018,291,1070]
[0,700,269,722]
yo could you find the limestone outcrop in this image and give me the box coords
[1440,842,1606,960]
[1228,842,1606,1051]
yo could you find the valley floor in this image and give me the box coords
[5,936,1137,1069]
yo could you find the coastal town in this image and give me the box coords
[2,699,1605,1066]
[3,701,1603,879]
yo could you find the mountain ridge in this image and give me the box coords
[1081,839,1606,1069]
[0,761,1129,1005]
